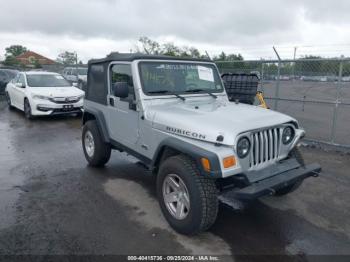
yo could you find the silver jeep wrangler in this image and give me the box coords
[82,53,321,235]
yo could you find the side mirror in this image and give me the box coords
[72,82,78,87]
[15,82,25,88]
[113,82,129,98]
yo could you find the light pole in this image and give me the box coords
[292,46,297,81]
[75,51,78,81]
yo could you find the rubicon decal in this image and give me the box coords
[166,126,206,140]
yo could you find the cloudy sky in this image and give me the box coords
[1,0,350,62]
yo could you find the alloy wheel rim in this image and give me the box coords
[84,131,95,157]
[162,174,190,220]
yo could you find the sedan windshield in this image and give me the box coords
[27,74,71,87]
[78,68,88,75]
[139,62,223,95]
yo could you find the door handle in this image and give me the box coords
[109,97,115,106]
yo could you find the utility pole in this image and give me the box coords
[75,51,78,82]
[75,51,78,66]
[292,46,297,81]
[273,46,281,110]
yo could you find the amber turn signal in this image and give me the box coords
[223,156,236,168]
[201,158,211,172]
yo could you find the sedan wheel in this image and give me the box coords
[5,92,13,109]
[24,99,33,119]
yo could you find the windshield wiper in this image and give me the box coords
[185,89,217,99]
[147,90,186,101]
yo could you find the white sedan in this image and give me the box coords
[5,71,85,119]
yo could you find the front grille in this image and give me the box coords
[50,97,80,104]
[250,127,281,167]
[52,107,81,113]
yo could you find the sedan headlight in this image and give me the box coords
[282,127,295,145]
[32,94,51,100]
[237,137,250,158]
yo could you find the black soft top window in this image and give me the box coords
[86,63,107,104]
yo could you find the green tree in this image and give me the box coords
[5,45,28,57]
[137,37,206,58]
[227,53,243,61]
[188,47,202,58]
[218,51,227,60]
[57,51,77,65]
[138,36,161,55]
[3,56,18,66]
[162,43,180,57]
[3,44,28,66]
[33,58,42,69]
[213,52,243,61]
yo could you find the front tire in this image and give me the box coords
[157,155,218,235]
[274,147,304,196]
[82,120,111,167]
[24,99,34,119]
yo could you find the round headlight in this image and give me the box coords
[282,127,295,144]
[237,137,250,158]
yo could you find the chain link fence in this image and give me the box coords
[1,58,349,148]
[216,58,350,148]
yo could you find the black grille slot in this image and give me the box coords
[250,128,280,167]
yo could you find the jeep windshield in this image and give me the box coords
[139,62,224,96]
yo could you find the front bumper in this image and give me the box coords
[31,99,83,116]
[219,158,321,201]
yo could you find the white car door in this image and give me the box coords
[7,74,20,107]
[12,73,27,110]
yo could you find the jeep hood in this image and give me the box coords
[148,100,296,146]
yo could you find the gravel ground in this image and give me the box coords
[0,104,349,261]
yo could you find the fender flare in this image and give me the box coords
[152,137,222,178]
[83,108,110,143]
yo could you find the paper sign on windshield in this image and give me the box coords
[197,66,214,82]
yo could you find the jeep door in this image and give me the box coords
[107,63,139,146]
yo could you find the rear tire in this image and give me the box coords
[157,154,218,235]
[82,120,111,167]
[274,147,304,196]
[5,92,14,110]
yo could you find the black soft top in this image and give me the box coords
[88,52,212,65]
